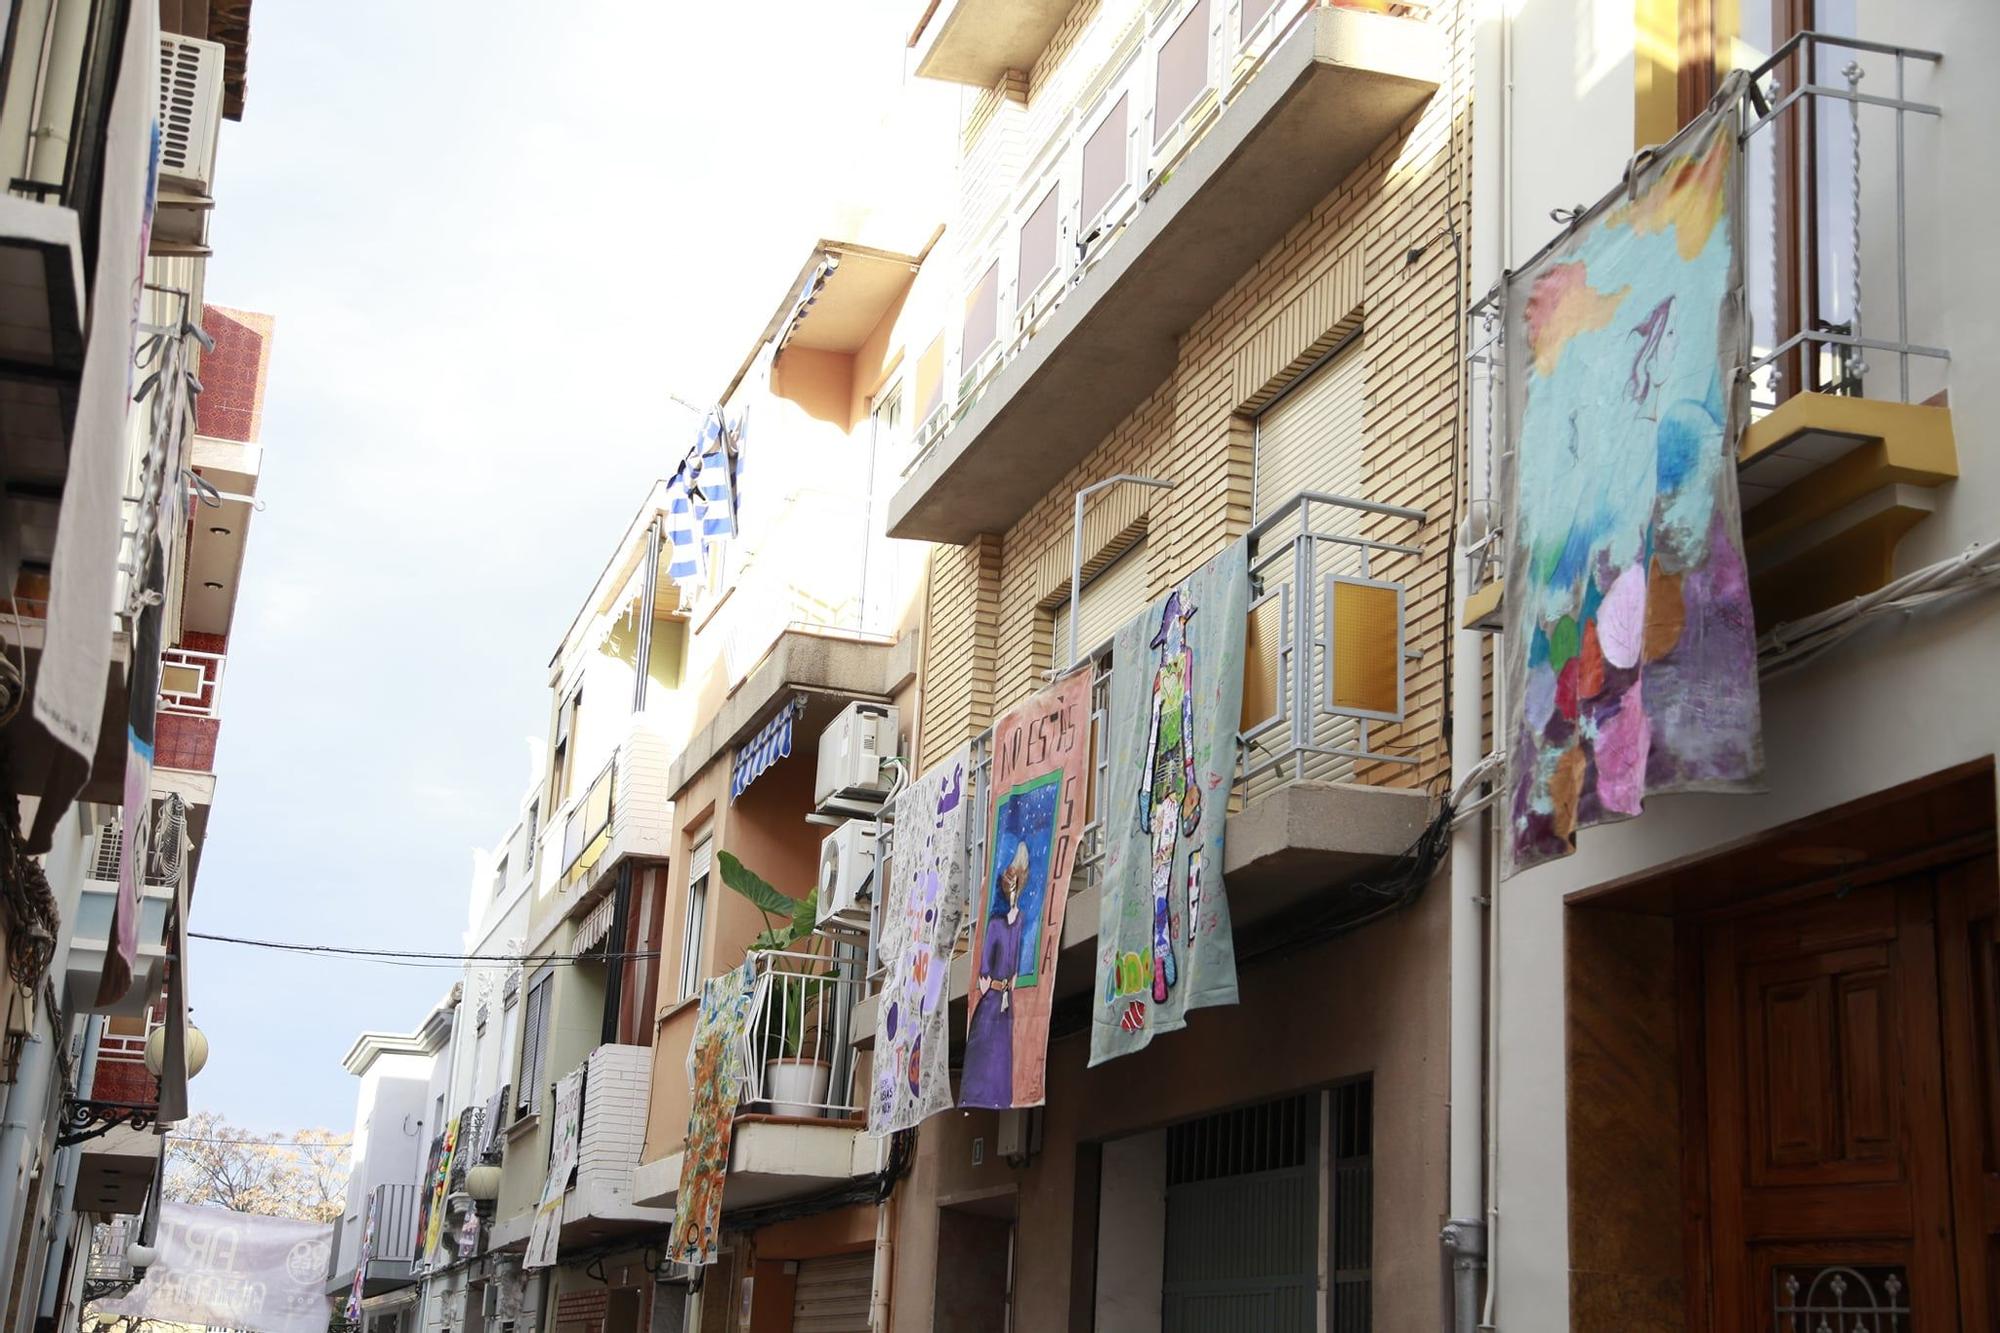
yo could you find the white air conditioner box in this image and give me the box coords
[157,36,224,193]
[814,702,898,816]
[816,822,878,928]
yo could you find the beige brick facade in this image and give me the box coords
[917,4,1472,797]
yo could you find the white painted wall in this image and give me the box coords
[1092,1129,1166,1333]
[335,1048,434,1279]
[1474,1,2000,1326]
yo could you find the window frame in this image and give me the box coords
[1150,0,1217,152]
[515,967,554,1118]
[676,836,713,1002]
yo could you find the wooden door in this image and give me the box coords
[1936,858,2000,1329]
[1702,875,1960,1330]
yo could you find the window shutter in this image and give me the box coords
[1019,183,1061,301]
[1051,537,1153,669]
[1154,0,1213,145]
[962,262,999,370]
[1081,93,1130,227]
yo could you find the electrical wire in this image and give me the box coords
[188,931,659,968]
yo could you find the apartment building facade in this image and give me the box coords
[1461,1,2000,1330]
[0,1,267,1328]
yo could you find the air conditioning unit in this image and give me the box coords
[157,36,224,193]
[816,822,878,929]
[814,702,898,817]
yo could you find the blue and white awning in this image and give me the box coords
[731,696,804,801]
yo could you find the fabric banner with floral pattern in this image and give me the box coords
[667,960,756,1266]
[961,669,1092,1110]
[1089,539,1248,1065]
[1502,91,1762,875]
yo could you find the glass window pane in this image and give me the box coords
[1239,0,1279,43]
[962,262,999,365]
[1155,0,1212,145]
[1081,94,1129,227]
[1018,184,1060,297]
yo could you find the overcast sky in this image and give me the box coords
[188,0,915,1133]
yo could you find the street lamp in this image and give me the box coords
[144,1024,208,1079]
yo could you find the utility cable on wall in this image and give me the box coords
[188,931,658,969]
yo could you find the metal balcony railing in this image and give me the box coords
[561,758,615,874]
[739,948,864,1118]
[157,647,224,718]
[912,0,1435,476]
[1462,31,1947,590]
[867,488,1422,985]
[369,1181,420,1267]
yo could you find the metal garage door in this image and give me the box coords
[791,1253,873,1333]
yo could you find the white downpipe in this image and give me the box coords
[26,0,92,187]
[868,1138,895,1333]
[1480,655,1506,1333]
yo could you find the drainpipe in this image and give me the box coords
[0,990,61,1314]
[33,1014,101,1327]
[24,0,93,188]
[867,1139,895,1333]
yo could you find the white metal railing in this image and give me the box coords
[1741,31,1946,408]
[866,489,1423,987]
[1462,32,1946,599]
[738,948,864,1118]
[915,0,1434,473]
[157,646,224,718]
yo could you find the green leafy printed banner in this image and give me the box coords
[1090,539,1248,1066]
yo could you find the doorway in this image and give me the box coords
[1691,857,2000,1329]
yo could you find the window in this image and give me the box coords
[515,969,553,1117]
[523,802,538,874]
[1050,537,1151,670]
[914,335,945,429]
[492,856,508,901]
[677,837,712,1001]
[648,615,689,694]
[1239,0,1280,42]
[1018,183,1060,301]
[1154,0,1213,146]
[962,262,1000,372]
[1081,93,1130,230]
[551,687,582,807]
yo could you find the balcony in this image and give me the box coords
[912,0,1077,86]
[70,1022,164,1214]
[547,714,676,917]
[635,950,874,1211]
[550,1045,674,1241]
[855,490,1434,1044]
[63,820,176,1017]
[1463,33,1955,636]
[325,1182,422,1298]
[889,2,1443,543]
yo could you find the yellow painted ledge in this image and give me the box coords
[1750,487,1937,625]
[1462,579,1504,631]
[1740,392,1957,557]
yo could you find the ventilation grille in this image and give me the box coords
[155,36,223,188]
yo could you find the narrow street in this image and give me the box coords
[0,2,1994,1332]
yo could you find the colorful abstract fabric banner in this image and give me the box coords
[1090,541,1249,1065]
[869,742,975,1135]
[667,960,756,1266]
[1502,98,1761,876]
[422,1113,461,1262]
[961,669,1093,1110]
[523,1072,581,1270]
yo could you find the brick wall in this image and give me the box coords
[920,3,1475,793]
[554,1286,606,1333]
[195,306,275,443]
[576,1044,652,1208]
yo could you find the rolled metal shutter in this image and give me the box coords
[790,1253,874,1333]
[1052,536,1152,669]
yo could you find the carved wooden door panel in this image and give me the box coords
[1703,877,1959,1330]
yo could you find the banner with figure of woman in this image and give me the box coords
[960,668,1091,1110]
[1089,540,1248,1064]
[1502,83,1762,875]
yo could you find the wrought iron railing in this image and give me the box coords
[738,948,864,1118]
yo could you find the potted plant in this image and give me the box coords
[717,852,835,1117]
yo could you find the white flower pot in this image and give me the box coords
[763,1057,832,1118]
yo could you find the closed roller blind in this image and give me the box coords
[791,1254,873,1333]
[1051,536,1151,669]
[1247,338,1369,790]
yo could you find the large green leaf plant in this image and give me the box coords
[716,852,830,1061]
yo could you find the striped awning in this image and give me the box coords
[575,892,617,956]
[731,696,804,801]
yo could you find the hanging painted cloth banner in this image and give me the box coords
[343,1192,376,1321]
[524,1071,582,1269]
[421,1112,462,1262]
[869,742,974,1135]
[97,1205,334,1333]
[667,959,756,1266]
[1502,89,1761,876]
[961,668,1092,1110]
[410,1132,442,1260]
[1089,540,1249,1065]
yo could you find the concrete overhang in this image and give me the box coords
[912,0,1073,86]
[186,436,261,636]
[634,1117,872,1210]
[852,779,1434,1045]
[888,6,1443,544]
[664,629,921,799]
[74,1126,161,1214]
[786,246,921,356]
